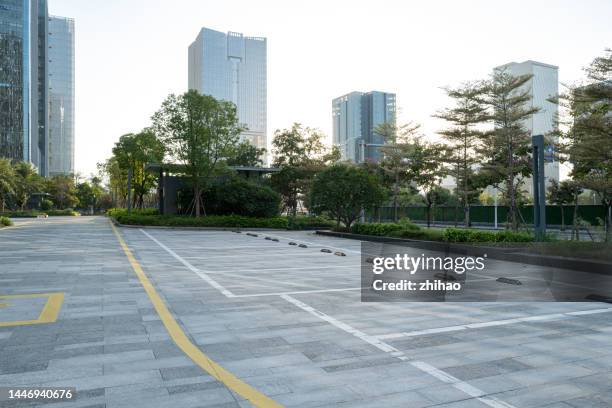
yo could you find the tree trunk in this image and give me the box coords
[393,172,399,222]
[560,206,565,232]
[426,204,432,228]
[573,197,579,241]
[194,185,201,217]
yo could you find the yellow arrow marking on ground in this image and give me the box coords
[110,222,283,408]
[0,302,9,308]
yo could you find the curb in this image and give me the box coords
[316,230,612,276]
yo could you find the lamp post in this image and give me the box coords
[532,135,546,241]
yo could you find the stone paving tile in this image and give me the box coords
[2,218,612,407]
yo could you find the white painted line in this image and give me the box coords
[232,287,362,298]
[376,308,612,340]
[206,265,356,274]
[139,229,235,298]
[281,294,517,408]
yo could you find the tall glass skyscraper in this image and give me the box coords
[332,91,396,163]
[0,0,49,175]
[188,27,267,155]
[48,15,75,176]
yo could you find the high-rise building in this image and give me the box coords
[0,0,49,175]
[188,27,267,155]
[48,15,75,176]
[332,91,396,163]
[494,60,560,195]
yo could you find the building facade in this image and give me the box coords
[48,15,75,175]
[332,91,396,163]
[0,0,49,175]
[188,27,267,154]
[494,60,560,195]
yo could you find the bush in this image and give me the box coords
[350,219,421,236]
[0,216,12,227]
[113,214,288,229]
[0,210,43,218]
[443,228,534,243]
[106,208,158,218]
[46,209,80,216]
[287,216,335,230]
[205,178,280,218]
[40,199,53,211]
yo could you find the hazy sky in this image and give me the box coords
[49,0,612,176]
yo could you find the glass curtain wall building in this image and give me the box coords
[48,15,75,175]
[332,91,396,163]
[0,0,49,175]
[188,27,267,157]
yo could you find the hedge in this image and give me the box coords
[106,208,158,218]
[113,213,289,229]
[288,216,335,230]
[349,222,536,243]
[0,209,80,218]
[0,216,12,227]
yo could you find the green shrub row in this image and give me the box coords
[114,213,289,229]
[443,228,534,243]
[349,221,535,243]
[287,216,335,230]
[106,208,159,218]
[0,216,12,227]
[0,209,80,218]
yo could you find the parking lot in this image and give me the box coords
[1,216,612,408]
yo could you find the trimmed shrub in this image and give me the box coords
[0,216,12,227]
[40,199,53,211]
[443,228,534,243]
[113,214,288,229]
[106,208,158,218]
[46,209,80,216]
[287,216,335,230]
[205,178,281,218]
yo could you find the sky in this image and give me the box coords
[48,0,612,177]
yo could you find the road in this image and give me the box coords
[1,216,611,407]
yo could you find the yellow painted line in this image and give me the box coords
[110,222,283,408]
[0,292,64,327]
[0,302,9,308]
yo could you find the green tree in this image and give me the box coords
[434,82,488,227]
[13,161,42,210]
[547,179,574,231]
[225,141,266,167]
[377,121,421,222]
[98,157,127,207]
[0,158,15,212]
[152,90,243,216]
[478,69,540,231]
[270,123,338,216]
[112,129,165,209]
[309,163,385,229]
[47,175,78,209]
[558,50,612,241]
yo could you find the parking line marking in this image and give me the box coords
[0,293,64,327]
[281,294,517,408]
[376,308,612,340]
[232,287,362,298]
[111,223,282,408]
[140,229,235,297]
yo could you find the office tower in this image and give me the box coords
[188,28,267,155]
[494,60,560,195]
[0,0,49,175]
[48,15,75,175]
[332,91,396,163]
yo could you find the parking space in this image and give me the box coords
[1,217,612,407]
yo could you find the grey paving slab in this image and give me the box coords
[2,217,612,407]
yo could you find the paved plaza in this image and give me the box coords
[1,216,612,407]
